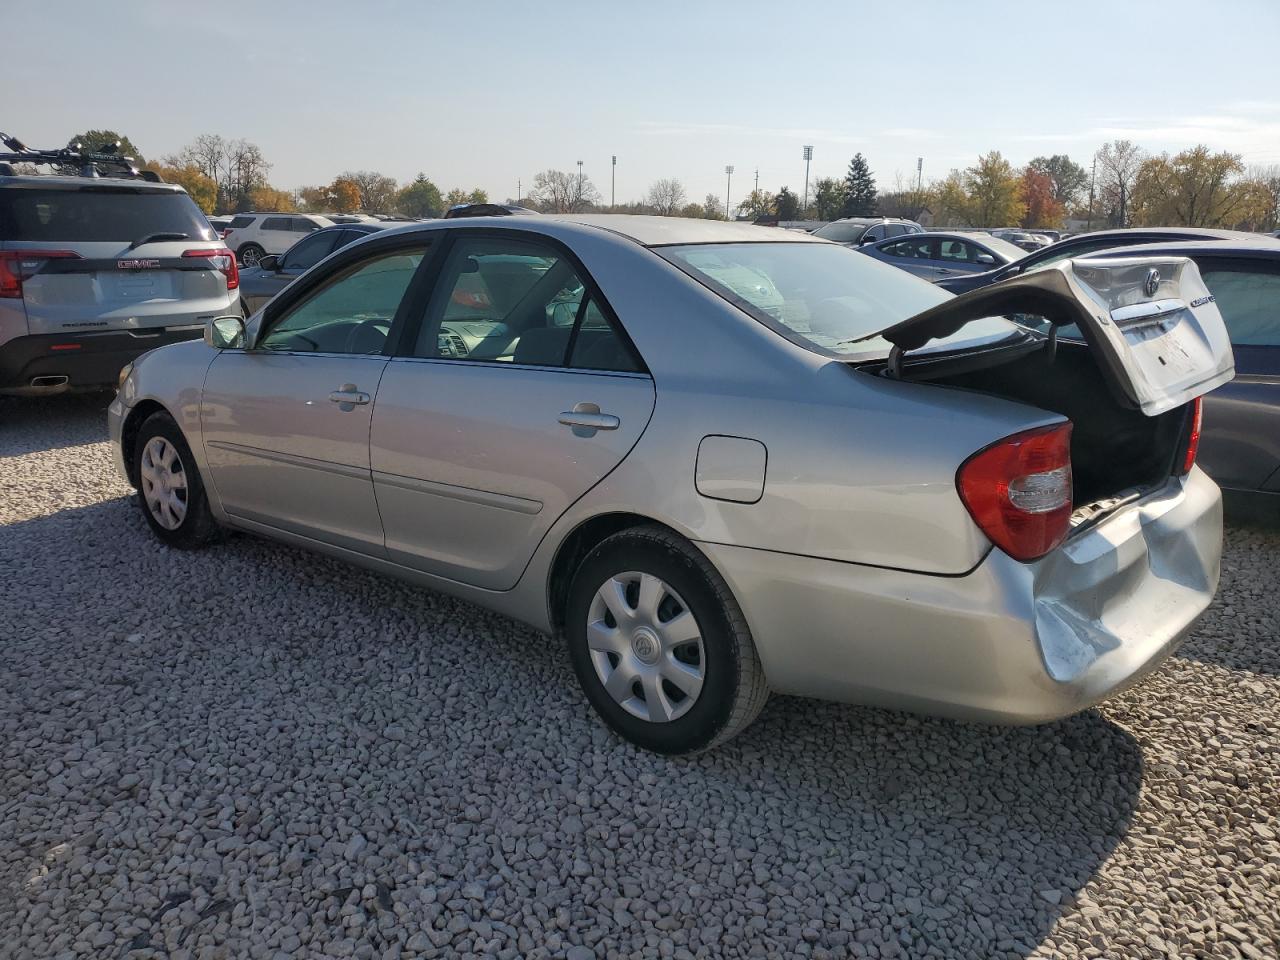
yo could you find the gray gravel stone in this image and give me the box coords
[2,393,1279,960]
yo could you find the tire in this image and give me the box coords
[132,411,222,549]
[237,242,264,268]
[565,525,769,754]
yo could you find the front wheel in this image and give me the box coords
[565,526,769,754]
[237,242,264,268]
[133,412,222,549]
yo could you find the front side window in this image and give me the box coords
[938,239,974,262]
[882,237,934,260]
[293,217,322,233]
[661,241,1019,360]
[257,246,426,354]
[1200,264,1280,346]
[412,235,640,372]
[262,216,292,231]
[228,215,255,229]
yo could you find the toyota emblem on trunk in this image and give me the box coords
[1144,268,1160,297]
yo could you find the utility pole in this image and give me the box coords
[611,155,616,209]
[754,168,759,195]
[1087,154,1097,231]
[725,165,734,218]
[517,178,521,203]
[576,160,583,210]
[802,145,813,217]
[916,157,923,192]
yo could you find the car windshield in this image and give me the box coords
[0,187,216,243]
[660,242,1024,360]
[812,222,868,243]
[980,236,1030,262]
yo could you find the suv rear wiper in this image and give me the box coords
[126,232,189,250]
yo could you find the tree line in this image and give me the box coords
[41,130,1280,232]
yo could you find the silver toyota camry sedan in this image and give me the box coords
[109,215,1232,754]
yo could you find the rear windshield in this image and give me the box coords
[660,242,1021,359]
[812,222,868,244]
[0,187,215,243]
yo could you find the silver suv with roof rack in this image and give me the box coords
[811,216,924,246]
[0,133,239,395]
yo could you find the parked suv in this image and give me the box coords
[811,217,923,246]
[221,213,333,266]
[0,174,239,396]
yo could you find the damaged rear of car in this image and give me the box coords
[665,239,1229,723]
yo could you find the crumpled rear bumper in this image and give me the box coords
[697,467,1222,724]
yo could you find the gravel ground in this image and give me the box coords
[1,394,1278,960]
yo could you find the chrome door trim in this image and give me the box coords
[206,440,371,481]
[371,469,543,515]
[384,355,652,380]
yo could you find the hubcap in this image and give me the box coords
[139,436,188,530]
[586,572,705,723]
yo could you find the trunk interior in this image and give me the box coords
[888,340,1189,510]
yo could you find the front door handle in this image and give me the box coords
[329,383,371,409]
[559,401,619,437]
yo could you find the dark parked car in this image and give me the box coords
[857,231,1025,281]
[238,222,389,313]
[1038,238,1280,506]
[936,228,1260,295]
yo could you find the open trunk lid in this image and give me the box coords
[879,256,1234,416]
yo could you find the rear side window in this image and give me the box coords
[262,217,293,231]
[1200,264,1280,346]
[0,188,215,242]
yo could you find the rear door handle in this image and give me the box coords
[329,383,371,408]
[559,402,619,436]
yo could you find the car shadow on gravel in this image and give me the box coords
[0,393,113,457]
[1,495,1151,958]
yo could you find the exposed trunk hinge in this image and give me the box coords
[1044,322,1059,363]
[886,344,904,379]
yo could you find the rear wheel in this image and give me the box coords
[237,242,264,267]
[565,526,769,754]
[133,412,221,549]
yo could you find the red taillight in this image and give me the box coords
[183,247,239,290]
[0,250,82,299]
[957,422,1074,562]
[1179,397,1203,475]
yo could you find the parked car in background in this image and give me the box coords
[811,217,923,246]
[0,173,237,395]
[936,227,1261,295]
[222,213,333,267]
[857,231,1025,281]
[990,228,1051,252]
[1062,238,1280,507]
[325,214,380,224]
[208,216,231,237]
[111,215,1229,754]
[238,222,390,313]
[443,203,539,218]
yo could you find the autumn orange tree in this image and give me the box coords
[1020,169,1064,228]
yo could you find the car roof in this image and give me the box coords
[0,174,185,193]
[1083,237,1280,259]
[1063,226,1259,243]
[540,214,823,246]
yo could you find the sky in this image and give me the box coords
[7,0,1280,207]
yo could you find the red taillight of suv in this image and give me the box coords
[183,247,239,290]
[957,422,1074,562]
[0,250,82,299]
[1178,397,1203,476]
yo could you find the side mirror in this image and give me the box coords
[204,315,246,349]
[259,254,281,272]
[859,235,877,245]
[976,254,997,265]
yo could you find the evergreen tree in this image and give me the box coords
[842,153,878,217]
[773,187,801,220]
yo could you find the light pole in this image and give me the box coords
[916,157,923,192]
[725,165,734,218]
[611,155,616,209]
[517,178,521,203]
[802,145,813,216]
[576,160,583,210]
